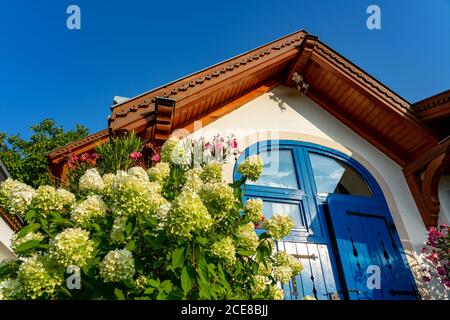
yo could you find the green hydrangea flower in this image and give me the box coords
[99,249,135,283]
[251,275,271,294]
[31,186,74,215]
[235,223,259,253]
[147,162,170,183]
[49,228,95,268]
[244,198,263,223]
[183,167,203,192]
[166,190,212,239]
[199,182,237,217]
[110,171,166,217]
[0,278,23,300]
[238,155,263,181]
[18,254,63,299]
[262,214,294,239]
[273,265,293,284]
[211,237,236,265]
[200,162,222,183]
[269,285,285,300]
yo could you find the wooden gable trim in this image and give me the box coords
[404,138,450,227]
[412,89,450,121]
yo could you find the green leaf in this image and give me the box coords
[144,287,155,295]
[237,249,254,257]
[14,240,41,254]
[148,278,160,288]
[181,266,195,295]
[125,240,136,252]
[172,247,185,270]
[196,236,208,246]
[24,210,36,222]
[114,288,125,300]
[16,223,40,239]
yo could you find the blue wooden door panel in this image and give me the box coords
[327,195,418,300]
[277,241,338,300]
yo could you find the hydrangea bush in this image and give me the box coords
[0,136,302,300]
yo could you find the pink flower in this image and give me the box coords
[422,275,431,283]
[68,155,79,163]
[80,153,90,162]
[231,138,238,149]
[90,153,99,161]
[204,142,212,150]
[129,152,143,160]
[151,154,161,162]
[215,143,223,151]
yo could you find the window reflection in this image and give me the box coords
[248,150,299,189]
[262,201,303,228]
[309,153,372,197]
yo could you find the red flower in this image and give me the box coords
[204,142,212,150]
[231,138,238,149]
[129,152,143,160]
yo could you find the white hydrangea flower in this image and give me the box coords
[99,249,135,283]
[49,228,94,267]
[79,168,104,193]
[70,195,108,225]
[128,166,149,182]
[183,167,203,192]
[0,178,35,215]
[155,202,171,231]
[238,155,263,181]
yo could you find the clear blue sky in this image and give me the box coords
[1,0,449,138]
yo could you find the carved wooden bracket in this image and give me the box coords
[404,140,450,227]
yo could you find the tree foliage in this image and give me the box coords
[0,119,89,187]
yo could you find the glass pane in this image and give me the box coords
[248,150,299,189]
[309,153,373,197]
[262,201,303,228]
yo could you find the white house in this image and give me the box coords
[48,30,450,300]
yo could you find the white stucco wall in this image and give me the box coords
[184,84,448,298]
[0,217,14,262]
[438,175,450,226]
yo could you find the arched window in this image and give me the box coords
[234,141,418,301]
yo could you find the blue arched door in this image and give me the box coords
[234,140,419,300]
